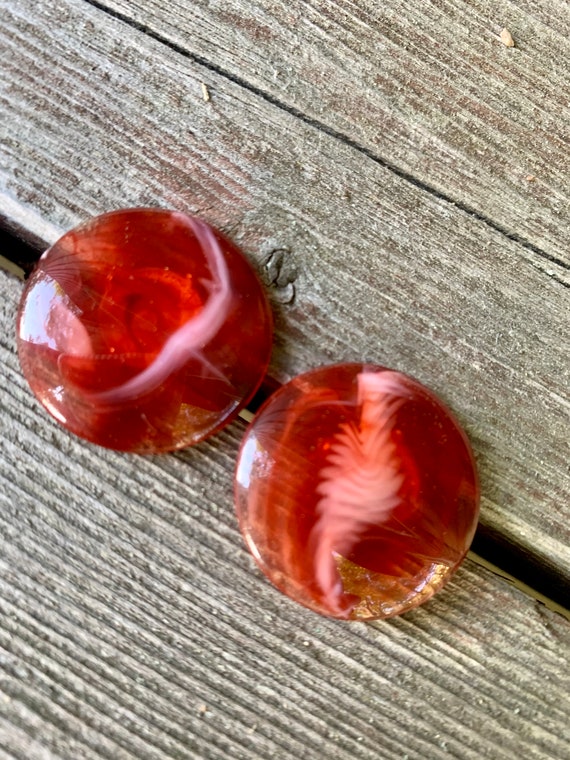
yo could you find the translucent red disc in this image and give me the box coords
[17,209,273,453]
[235,364,479,620]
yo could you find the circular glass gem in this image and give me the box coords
[17,209,273,453]
[235,363,479,620]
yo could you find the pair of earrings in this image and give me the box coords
[16,208,480,621]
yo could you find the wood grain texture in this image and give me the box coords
[97,0,570,272]
[1,0,569,584]
[1,269,569,759]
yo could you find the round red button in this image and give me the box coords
[17,209,273,452]
[235,364,479,620]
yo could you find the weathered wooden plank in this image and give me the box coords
[94,0,570,272]
[1,0,568,586]
[0,268,569,759]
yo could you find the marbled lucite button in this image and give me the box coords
[17,209,273,452]
[235,364,479,620]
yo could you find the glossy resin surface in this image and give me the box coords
[235,364,479,620]
[17,209,273,452]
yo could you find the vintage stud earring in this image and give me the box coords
[234,363,480,620]
[16,208,273,453]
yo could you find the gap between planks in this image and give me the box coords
[82,0,570,286]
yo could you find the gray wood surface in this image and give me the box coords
[1,0,569,580]
[100,0,570,271]
[0,268,569,760]
[1,0,570,756]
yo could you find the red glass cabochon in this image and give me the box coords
[235,363,480,620]
[17,209,273,452]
